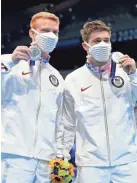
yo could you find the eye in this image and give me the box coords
[94,40,101,44]
[104,39,110,43]
[40,28,51,33]
[53,31,59,36]
[45,30,51,33]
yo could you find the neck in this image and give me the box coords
[87,58,107,67]
[41,52,50,59]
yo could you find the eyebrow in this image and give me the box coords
[40,28,59,32]
[93,37,110,41]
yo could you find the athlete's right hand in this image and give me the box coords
[11,46,32,63]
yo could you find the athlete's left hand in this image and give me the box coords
[120,55,136,75]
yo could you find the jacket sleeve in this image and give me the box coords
[55,95,64,158]
[55,75,64,158]
[1,54,16,71]
[55,75,77,160]
[128,69,137,105]
[1,54,16,104]
[62,80,77,160]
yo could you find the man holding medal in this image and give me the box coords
[1,12,65,183]
[60,20,137,182]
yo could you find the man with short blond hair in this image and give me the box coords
[1,12,64,183]
[60,20,137,183]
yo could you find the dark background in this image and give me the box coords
[1,0,137,72]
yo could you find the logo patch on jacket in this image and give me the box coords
[22,71,31,75]
[81,85,92,92]
[111,76,124,88]
[49,75,59,87]
[1,63,8,71]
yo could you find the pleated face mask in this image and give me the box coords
[85,41,112,62]
[31,28,58,53]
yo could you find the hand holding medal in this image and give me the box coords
[112,52,136,75]
[119,54,136,75]
[111,52,136,88]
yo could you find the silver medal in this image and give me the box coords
[30,46,41,61]
[111,52,124,64]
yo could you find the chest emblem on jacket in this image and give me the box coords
[111,76,124,88]
[49,75,59,87]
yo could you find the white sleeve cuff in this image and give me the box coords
[1,54,16,70]
[63,149,71,160]
[128,70,137,80]
[56,154,64,159]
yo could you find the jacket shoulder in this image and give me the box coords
[65,65,86,83]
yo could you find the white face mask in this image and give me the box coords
[31,28,58,53]
[85,41,112,62]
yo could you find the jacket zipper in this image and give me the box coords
[33,64,41,156]
[99,70,111,166]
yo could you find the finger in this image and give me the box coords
[121,58,133,64]
[15,52,30,61]
[120,54,130,59]
[119,56,131,63]
[122,54,130,59]
[121,60,131,68]
[18,57,29,61]
[16,46,32,56]
[120,56,128,61]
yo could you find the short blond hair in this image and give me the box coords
[80,20,111,42]
[30,12,60,29]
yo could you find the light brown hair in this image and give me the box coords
[80,20,111,42]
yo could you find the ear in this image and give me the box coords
[29,29,35,41]
[82,42,89,52]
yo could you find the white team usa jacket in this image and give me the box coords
[1,54,64,161]
[62,56,137,167]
